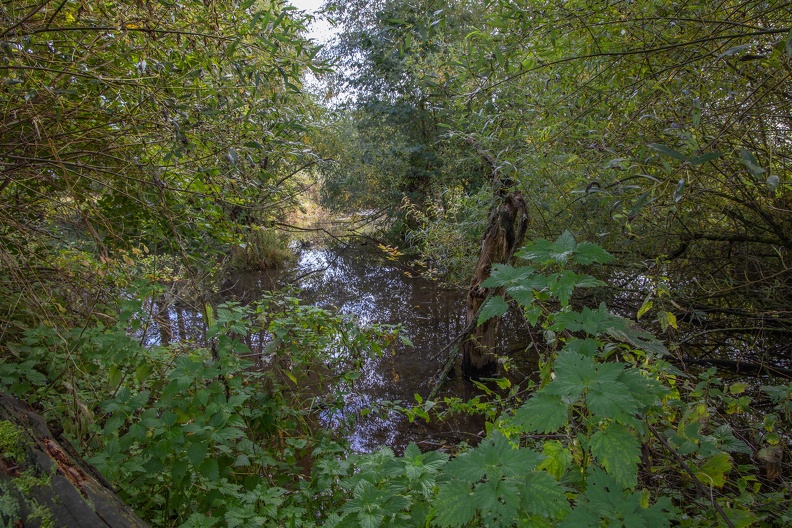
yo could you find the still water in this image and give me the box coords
[227,243,484,453]
[152,242,535,452]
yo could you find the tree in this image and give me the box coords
[0,0,325,333]
[321,0,792,373]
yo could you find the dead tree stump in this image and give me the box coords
[461,137,529,379]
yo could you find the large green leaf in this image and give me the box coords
[477,296,509,325]
[513,393,569,433]
[520,471,571,518]
[544,351,596,400]
[482,264,537,288]
[589,423,641,489]
[433,480,475,527]
[537,441,573,480]
[572,242,614,265]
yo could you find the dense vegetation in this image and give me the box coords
[1,0,790,527]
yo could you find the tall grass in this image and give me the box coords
[228,228,294,270]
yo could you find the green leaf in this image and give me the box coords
[689,152,722,165]
[549,271,577,307]
[538,441,573,480]
[477,296,509,325]
[544,351,596,400]
[444,451,487,483]
[739,149,766,176]
[696,452,732,487]
[187,441,209,467]
[108,366,122,389]
[520,471,570,518]
[474,479,520,523]
[587,380,641,423]
[513,393,569,433]
[482,264,537,288]
[590,423,641,488]
[561,338,602,357]
[618,368,668,410]
[720,508,759,528]
[518,231,577,264]
[637,298,653,320]
[433,479,475,527]
[550,305,625,336]
[243,140,263,151]
[572,242,614,265]
[648,143,688,162]
[506,286,537,309]
[171,459,189,483]
[199,457,220,480]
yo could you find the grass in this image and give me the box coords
[228,228,294,271]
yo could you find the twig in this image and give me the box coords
[646,421,736,528]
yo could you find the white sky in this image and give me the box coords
[288,0,334,43]
[289,0,323,11]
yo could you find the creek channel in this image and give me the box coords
[213,241,536,453]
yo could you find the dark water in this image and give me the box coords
[221,243,536,452]
[145,242,536,452]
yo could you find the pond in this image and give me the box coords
[142,240,537,452]
[217,241,536,453]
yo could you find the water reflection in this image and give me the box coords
[143,242,535,452]
[230,243,487,452]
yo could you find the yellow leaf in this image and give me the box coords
[696,453,732,487]
[665,311,678,329]
[637,298,653,320]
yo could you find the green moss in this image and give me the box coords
[0,421,54,528]
[0,420,25,462]
[0,484,21,528]
[14,468,52,495]
[27,502,55,528]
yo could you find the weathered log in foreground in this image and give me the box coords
[0,394,148,528]
[461,137,529,379]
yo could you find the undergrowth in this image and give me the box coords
[0,234,789,527]
[228,227,294,271]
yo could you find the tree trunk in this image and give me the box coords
[461,193,528,378]
[461,138,529,379]
[0,394,149,528]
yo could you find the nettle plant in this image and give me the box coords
[323,233,787,527]
[1,288,405,527]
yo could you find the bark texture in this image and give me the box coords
[0,394,149,528]
[461,137,529,379]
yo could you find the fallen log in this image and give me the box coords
[0,394,148,528]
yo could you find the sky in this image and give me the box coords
[288,0,334,43]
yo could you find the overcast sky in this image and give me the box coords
[289,0,323,11]
[288,0,334,43]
